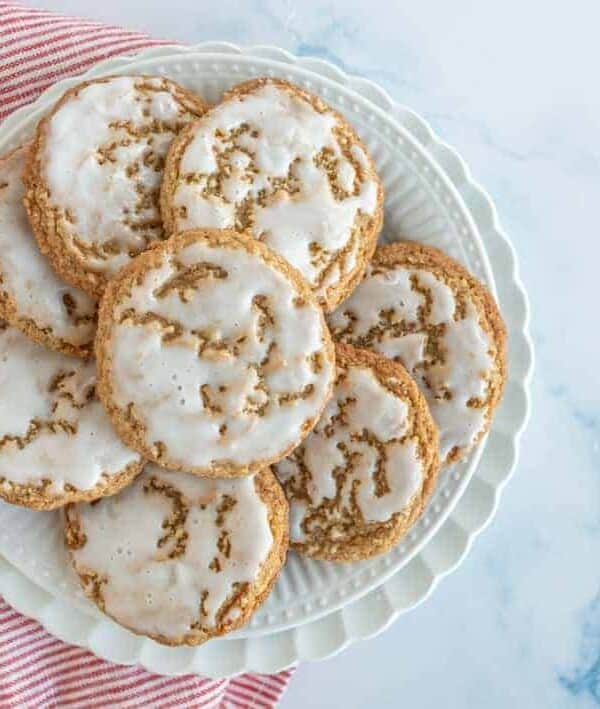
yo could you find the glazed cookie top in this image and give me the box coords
[274,344,438,561]
[96,229,335,477]
[161,78,383,310]
[328,242,507,464]
[66,465,288,646]
[0,322,143,509]
[24,75,207,297]
[0,145,96,358]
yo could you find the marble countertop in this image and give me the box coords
[30,0,600,706]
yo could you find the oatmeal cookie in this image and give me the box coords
[24,75,207,297]
[0,321,143,510]
[161,77,383,310]
[328,241,507,465]
[65,465,288,646]
[0,145,96,357]
[274,343,439,561]
[95,228,335,477]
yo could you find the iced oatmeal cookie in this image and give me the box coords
[23,75,207,297]
[0,321,143,510]
[274,343,439,561]
[95,228,335,477]
[65,464,288,646]
[161,77,383,310]
[328,242,507,465]
[0,145,97,357]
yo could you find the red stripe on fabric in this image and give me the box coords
[0,27,142,68]
[242,671,291,690]
[21,656,121,700]
[122,678,224,708]
[0,17,103,42]
[221,698,249,709]
[0,16,103,39]
[138,675,222,700]
[0,626,53,656]
[0,615,35,632]
[0,9,60,25]
[56,660,148,702]
[0,636,68,675]
[226,685,277,708]
[22,664,140,708]
[0,653,87,700]
[0,39,166,118]
[0,605,22,619]
[59,670,175,705]
[0,645,84,689]
[0,27,147,72]
[230,678,280,703]
[0,38,153,100]
[107,676,196,708]
[0,34,166,90]
[0,620,43,643]
[0,616,30,636]
[40,661,119,692]
[51,673,155,707]
[0,607,27,624]
[0,660,81,704]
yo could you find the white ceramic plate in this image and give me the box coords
[0,43,532,677]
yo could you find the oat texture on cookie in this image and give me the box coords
[0,145,97,358]
[328,242,507,464]
[161,78,383,310]
[96,228,335,477]
[0,321,143,510]
[65,465,288,646]
[274,343,439,561]
[24,75,207,297]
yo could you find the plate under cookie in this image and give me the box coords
[0,42,533,677]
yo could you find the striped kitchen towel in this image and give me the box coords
[0,2,295,706]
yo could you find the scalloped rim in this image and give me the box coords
[0,42,533,677]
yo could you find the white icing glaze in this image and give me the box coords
[42,76,203,278]
[0,324,139,494]
[70,465,273,637]
[0,146,96,348]
[108,237,334,470]
[328,264,494,460]
[275,365,424,539]
[170,83,379,300]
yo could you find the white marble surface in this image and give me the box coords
[30,0,600,706]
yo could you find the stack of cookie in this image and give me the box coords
[0,75,506,647]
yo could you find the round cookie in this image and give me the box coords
[65,465,288,646]
[95,228,336,477]
[274,343,439,561]
[0,321,143,510]
[23,75,207,297]
[328,241,507,465]
[0,145,97,358]
[160,77,383,311]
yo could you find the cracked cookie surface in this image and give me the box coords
[65,464,288,646]
[95,228,336,477]
[23,75,207,297]
[161,77,383,310]
[0,321,143,510]
[0,145,97,358]
[328,242,507,465]
[274,343,439,561]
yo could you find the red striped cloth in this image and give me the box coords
[0,2,295,706]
